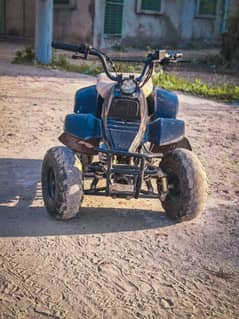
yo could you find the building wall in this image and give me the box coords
[94,0,225,48]
[229,0,238,14]
[54,0,94,42]
[2,0,236,48]
[5,0,35,37]
[3,0,94,43]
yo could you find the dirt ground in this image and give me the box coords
[0,42,239,319]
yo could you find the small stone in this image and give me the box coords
[160,298,174,309]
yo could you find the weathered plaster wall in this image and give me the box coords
[94,0,224,48]
[3,0,235,48]
[4,0,94,43]
[229,0,238,14]
[5,0,35,37]
[54,0,94,42]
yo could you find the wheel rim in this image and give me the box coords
[47,168,56,200]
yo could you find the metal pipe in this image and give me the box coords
[35,0,53,64]
[22,0,26,36]
[221,0,229,33]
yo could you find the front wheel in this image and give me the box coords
[159,148,208,222]
[41,146,84,220]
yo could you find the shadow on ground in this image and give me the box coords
[0,158,175,237]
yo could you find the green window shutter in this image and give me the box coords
[54,0,69,4]
[141,0,161,12]
[198,0,217,16]
[104,0,124,35]
[0,0,6,34]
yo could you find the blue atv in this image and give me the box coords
[41,42,207,222]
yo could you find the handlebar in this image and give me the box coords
[52,41,88,53]
[52,41,119,81]
[52,41,182,84]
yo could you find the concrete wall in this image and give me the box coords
[3,0,236,48]
[54,0,94,42]
[229,0,238,14]
[4,0,94,43]
[5,0,35,37]
[94,0,225,48]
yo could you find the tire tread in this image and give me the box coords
[160,148,208,222]
[41,146,83,220]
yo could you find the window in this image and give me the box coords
[136,0,162,15]
[104,0,124,35]
[197,0,218,17]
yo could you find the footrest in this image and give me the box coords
[110,164,141,176]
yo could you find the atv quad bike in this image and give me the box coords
[41,42,207,222]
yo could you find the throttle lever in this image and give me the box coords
[72,43,90,60]
[72,50,89,60]
[72,54,86,60]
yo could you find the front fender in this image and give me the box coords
[151,137,192,154]
[147,118,185,146]
[64,113,102,139]
[74,85,99,116]
[152,87,179,119]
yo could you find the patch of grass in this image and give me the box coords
[13,47,35,64]
[52,54,104,76]
[52,54,136,75]
[153,72,239,102]
[13,48,136,75]
[13,47,239,102]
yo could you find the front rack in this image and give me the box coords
[84,148,164,199]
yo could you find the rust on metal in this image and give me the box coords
[59,132,100,155]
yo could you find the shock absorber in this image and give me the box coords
[99,151,108,167]
[90,151,107,191]
[144,174,154,193]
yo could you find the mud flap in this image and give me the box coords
[152,137,192,154]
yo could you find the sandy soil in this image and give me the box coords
[0,45,239,319]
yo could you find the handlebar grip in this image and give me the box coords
[52,41,87,54]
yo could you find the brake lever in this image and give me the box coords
[160,57,170,66]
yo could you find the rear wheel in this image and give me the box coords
[159,148,207,222]
[41,146,84,220]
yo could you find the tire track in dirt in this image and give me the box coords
[1,60,239,318]
[0,247,104,318]
[95,230,238,319]
[0,255,68,318]
[59,234,210,318]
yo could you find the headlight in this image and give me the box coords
[120,79,137,94]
